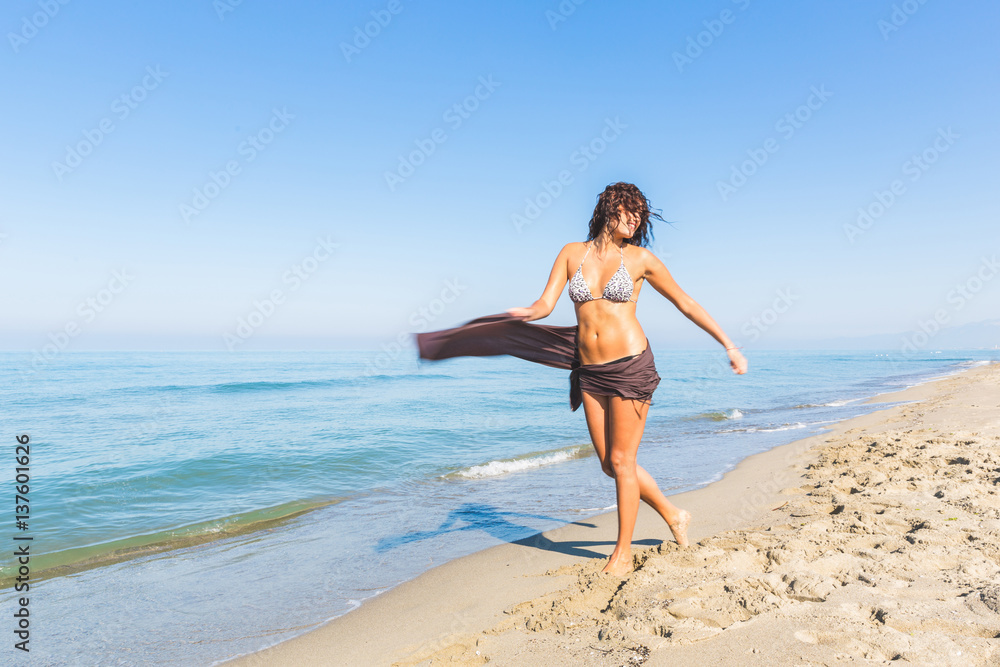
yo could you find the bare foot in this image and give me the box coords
[667,509,691,548]
[600,552,633,576]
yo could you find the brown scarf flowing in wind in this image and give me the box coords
[415,313,660,411]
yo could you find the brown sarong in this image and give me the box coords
[415,313,661,412]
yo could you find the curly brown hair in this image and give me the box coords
[586,182,666,248]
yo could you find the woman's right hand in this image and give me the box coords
[505,307,535,320]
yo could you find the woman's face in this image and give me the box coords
[611,208,639,238]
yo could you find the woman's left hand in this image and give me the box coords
[727,348,748,375]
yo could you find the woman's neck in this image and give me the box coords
[592,234,624,254]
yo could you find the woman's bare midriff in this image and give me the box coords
[574,301,647,365]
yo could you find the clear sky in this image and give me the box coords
[2,0,998,351]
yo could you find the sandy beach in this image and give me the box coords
[230,361,1000,666]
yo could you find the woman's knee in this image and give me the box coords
[609,451,636,477]
[601,461,615,478]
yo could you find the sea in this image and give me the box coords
[1,347,996,665]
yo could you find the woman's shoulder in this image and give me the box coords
[559,241,589,256]
[626,243,654,261]
[625,244,660,273]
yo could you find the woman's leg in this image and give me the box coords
[580,391,615,477]
[580,393,691,574]
[602,395,648,574]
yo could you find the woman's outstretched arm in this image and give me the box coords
[506,244,572,322]
[641,248,748,375]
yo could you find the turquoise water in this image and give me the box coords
[1,348,995,664]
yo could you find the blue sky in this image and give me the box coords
[2,0,998,351]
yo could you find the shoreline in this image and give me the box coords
[227,361,1000,666]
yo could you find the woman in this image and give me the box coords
[417,182,747,575]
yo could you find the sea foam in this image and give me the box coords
[450,445,591,479]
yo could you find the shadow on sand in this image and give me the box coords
[512,532,661,560]
[375,502,659,560]
[375,503,596,552]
